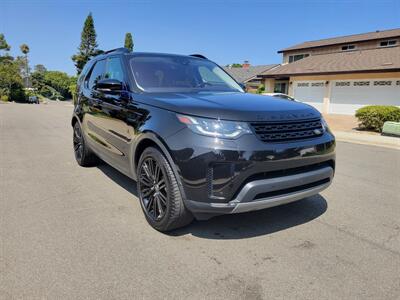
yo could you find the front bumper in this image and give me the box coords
[166,127,335,217]
[185,165,333,216]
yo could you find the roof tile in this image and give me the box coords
[262,46,400,76]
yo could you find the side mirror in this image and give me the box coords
[95,79,124,93]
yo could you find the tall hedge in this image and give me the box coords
[355,105,400,132]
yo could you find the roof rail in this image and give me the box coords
[104,47,131,54]
[190,54,207,59]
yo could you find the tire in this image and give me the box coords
[137,147,193,232]
[73,122,98,167]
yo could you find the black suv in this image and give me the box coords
[72,48,335,231]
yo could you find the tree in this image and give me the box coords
[0,61,25,101]
[34,64,47,73]
[124,32,134,52]
[0,34,13,64]
[19,44,30,87]
[72,13,101,74]
[0,34,10,52]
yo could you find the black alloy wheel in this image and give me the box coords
[73,123,84,161]
[137,147,193,231]
[73,122,98,167]
[138,157,168,221]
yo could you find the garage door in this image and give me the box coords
[293,81,325,112]
[330,79,400,115]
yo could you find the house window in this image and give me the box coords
[380,40,397,47]
[341,45,356,51]
[288,54,309,63]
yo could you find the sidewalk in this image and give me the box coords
[323,113,400,150]
[333,130,400,150]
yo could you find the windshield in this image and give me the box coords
[130,55,243,93]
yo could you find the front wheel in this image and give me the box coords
[137,147,193,232]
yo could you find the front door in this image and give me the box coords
[94,56,133,174]
[274,81,288,94]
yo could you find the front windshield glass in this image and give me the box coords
[130,55,243,93]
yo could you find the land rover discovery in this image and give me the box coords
[71,48,335,231]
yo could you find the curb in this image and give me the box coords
[333,131,400,150]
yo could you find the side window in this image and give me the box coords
[104,57,125,82]
[86,60,106,89]
[78,62,92,86]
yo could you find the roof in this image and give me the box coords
[262,46,400,77]
[279,28,400,53]
[223,64,278,82]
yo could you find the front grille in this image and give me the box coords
[250,118,324,142]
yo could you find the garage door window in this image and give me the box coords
[374,81,392,86]
[335,82,350,87]
[354,81,370,86]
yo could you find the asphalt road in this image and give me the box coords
[1,101,399,299]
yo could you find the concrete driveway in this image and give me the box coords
[1,102,399,299]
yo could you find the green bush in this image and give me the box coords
[1,95,9,102]
[256,84,265,94]
[355,105,400,132]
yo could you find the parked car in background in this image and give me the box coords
[28,96,39,104]
[72,48,336,231]
[262,93,296,101]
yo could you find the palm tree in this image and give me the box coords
[20,44,30,87]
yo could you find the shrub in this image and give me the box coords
[355,105,400,132]
[1,95,9,102]
[256,84,265,94]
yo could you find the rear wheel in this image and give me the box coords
[137,147,193,231]
[73,122,98,167]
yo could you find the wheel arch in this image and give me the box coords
[132,132,187,201]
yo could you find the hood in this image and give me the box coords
[134,92,320,122]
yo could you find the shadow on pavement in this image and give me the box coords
[97,163,327,240]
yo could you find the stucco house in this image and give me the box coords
[261,28,400,115]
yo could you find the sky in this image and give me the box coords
[1,0,399,75]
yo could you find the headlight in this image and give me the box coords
[177,114,252,139]
[321,116,329,132]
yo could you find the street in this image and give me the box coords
[1,101,399,299]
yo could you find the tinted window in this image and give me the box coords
[105,57,125,82]
[78,62,92,86]
[86,60,106,89]
[130,55,243,93]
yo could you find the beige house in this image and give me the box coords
[261,28,400,114]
